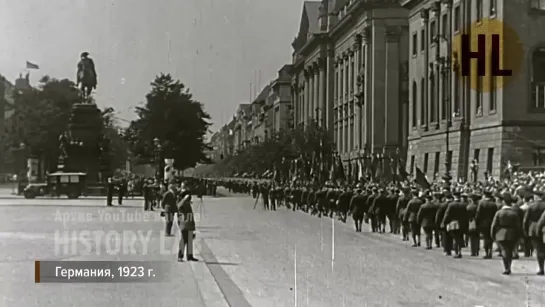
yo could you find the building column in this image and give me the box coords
[319,58,326,126]
[384,27,400,147]
[313,62,319,121]
[371,24,386,152]
[353,35,362,151]
[344,52,350,154]
[291,83,297,129]
[325,46,335,135]
[336,56,342,152]
[309,67,314,121]
[304,69,309,125]
[299,84,304,126]
[362,26,372,149]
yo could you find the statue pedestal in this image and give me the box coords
[64,103,102,182]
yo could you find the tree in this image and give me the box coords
[211,124,334,179]
[127,74,212,170]
[5,76,80,172]
[100,107,129,173]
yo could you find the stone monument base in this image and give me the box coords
[64,103,102,183]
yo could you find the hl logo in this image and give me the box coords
[452,18,524,93]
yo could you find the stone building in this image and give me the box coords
[268,64,294,134]
[404,0,545,181]
[292,0,409,170]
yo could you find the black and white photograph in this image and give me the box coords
[1,0,545,306]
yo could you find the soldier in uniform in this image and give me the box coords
[442,190,467,259]
[432,191,443,247]
[436,190,453,256]
[536,209,545,275]
[523,190,545,275]
[417,191,439,249]
[466,192,481,256]
[476,189,498,259]
[491,192,521,275]
[337,186,353,223]
[161,183,178,237]
[386,188,400,234]
[316,185,327,218]
[396,187,411,240]
[405,189,423,247]
[350,185,367,232]
[367,188,379,232]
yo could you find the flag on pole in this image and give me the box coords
[26,61,39,69]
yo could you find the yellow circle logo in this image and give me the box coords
[452,17,523,93]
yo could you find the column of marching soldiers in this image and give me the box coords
[222,177,545,276]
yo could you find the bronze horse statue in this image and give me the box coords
[76,52,97,101]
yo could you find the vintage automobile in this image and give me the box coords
[23,172,87,199]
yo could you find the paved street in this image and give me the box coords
[0,195,228,307]
[1,190,545,306]
[198,190,545,307]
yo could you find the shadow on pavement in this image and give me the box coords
[0,204,142,208]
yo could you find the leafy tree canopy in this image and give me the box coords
[126,74,212,170]
[207,122,334,178]
[4,76,127,174]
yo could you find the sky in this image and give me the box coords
[0,0,306,131]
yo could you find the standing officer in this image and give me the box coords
[161,183,178,237]
[177,182,198,262]
[523,190,545,275]
[106,177,114,207]
[476,189,498,259]
[118,178,127,205]
[418,191,438,249]
[491,192,521,275]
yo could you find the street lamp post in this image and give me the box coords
[153,137,162,181]
[431,0,458,186]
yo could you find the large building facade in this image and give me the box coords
[292,0,409,170]
[404,0,545,181]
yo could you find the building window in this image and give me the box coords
[476,0,483,22]
[434,152,440,179]
[423,153,429,173]
[533,148,545,165]
[454,6,460,32]
[412,81,417,127]
[420,77,426,125]
[530,0,545,10]
[335,69,339,99]
[340,66,344,100]
[420,29,425,51]
[487,148,494,172]
[430,73,436,122]
[350,58,355,93]
[531,48,545,109]
[474,148,480,161]
[489,0,497,15]
[410,155,415,174]
[441,14,448,37]
[476,76,483,115]
[447,151,453,168]
[490,75,497,112]
[412,33,417,56]
[345,62,349,97]
[430,20,436,43]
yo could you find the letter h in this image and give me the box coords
[461,34,486,77]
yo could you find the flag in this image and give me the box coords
[415,166,431,190]
[26,61,39,69]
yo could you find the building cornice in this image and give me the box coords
[401,0,426,10]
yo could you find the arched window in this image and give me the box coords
[420,77,426,126]
[412,81,417,127]
[530,48,545,109]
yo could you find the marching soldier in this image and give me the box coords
[436,190,453,256]
[161,183,178,237]
[476,189,498,259]
[523,190,545,275]
[491,192,521,275]
[396,187,411,240]
[350,185,367,232]
[536,210,545,275]
[442,190,467,259]
[405,189,423,247]
[417,191,438,249]
[337,186,352,223]
[466,193,480,256]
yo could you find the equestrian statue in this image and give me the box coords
[76,52,97,102]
